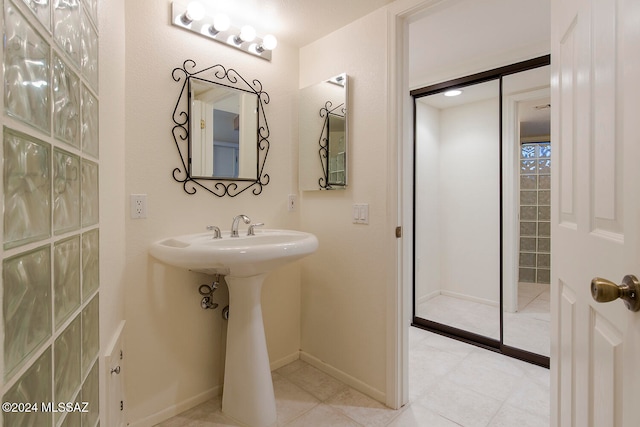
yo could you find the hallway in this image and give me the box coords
[156,327,549,426]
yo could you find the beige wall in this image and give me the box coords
[123,1,301,424]
[298,7,395,400]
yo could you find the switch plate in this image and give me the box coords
[352,204,369,224]
[130,194,147,219]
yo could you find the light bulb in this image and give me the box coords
[239,25,256,42]
[180,1,205,25]
[262,34,278,51]
[213,14,230,32]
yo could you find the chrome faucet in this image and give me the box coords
[206,225,221,239]
[230,214,251,237]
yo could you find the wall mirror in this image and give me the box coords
[172,60,270,197]
[299,73,348,190]
[411,56,551,367]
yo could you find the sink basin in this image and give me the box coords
[149,229,318,277]
[149,228,318,426]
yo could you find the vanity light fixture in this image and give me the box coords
[171,2,277,61]
[444,89,463,97]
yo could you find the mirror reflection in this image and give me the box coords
[412,59,551,364]
[299,73,348,190]
[414,79,502,340]
[502,65,551,357]
[189,78,258,179]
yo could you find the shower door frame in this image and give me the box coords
[410,55,551,368]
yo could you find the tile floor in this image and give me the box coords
[155,327,550,426]
[416,283,550,357]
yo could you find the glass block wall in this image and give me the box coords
[519,142,551,284]
[1,0,100,426]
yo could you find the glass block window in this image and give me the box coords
[2,0,100,424]
[519,142,551,284]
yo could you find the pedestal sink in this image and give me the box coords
[149,229,318,426]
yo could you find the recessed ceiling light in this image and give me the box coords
[444,89,462,97]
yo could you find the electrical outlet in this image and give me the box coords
[130,194,147,219]
[288,194,297,212]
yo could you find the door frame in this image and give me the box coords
[385,0,551,409]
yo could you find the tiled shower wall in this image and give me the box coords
[1,0,100,426]
[519,142,551,284]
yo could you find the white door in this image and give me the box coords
[551,0,640,425]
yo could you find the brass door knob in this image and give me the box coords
[591,275,640,312]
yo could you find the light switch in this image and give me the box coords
[352,204,369,224]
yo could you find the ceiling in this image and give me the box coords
[193,0,396,48]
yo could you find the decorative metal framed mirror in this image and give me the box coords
[171,60,270,197]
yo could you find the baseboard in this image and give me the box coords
[127,386,221,427]
[416,290,440,305]
[270,350,300,371]
[440,290,499,307]
[299,351,386,404]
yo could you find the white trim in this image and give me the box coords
[269,350,300,371]
[127,386,221,427]
[300,351,386,403]
[386,0,451,411]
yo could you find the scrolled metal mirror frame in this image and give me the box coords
[171,60,270,197]
[318,101,346,189]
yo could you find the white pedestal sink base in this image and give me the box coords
[222,274,277,427]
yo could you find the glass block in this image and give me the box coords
[539,143,551,157]
[81,11,99,91]
[82,0,98,24]
[539,175,551,189]
[537,253,551,268]
[520,160,536,173]
[519,268,535,283]
[520,206,537,221]
[53,53,81,147]
[82,229,99,300]
[3,128,51,249]
[521,144,536,158]
[538,237,551,252]
[3,245,51,380]
[2,347,52,427]
[54,236,81,328]
[538,206,551,221]
[82,294,99,375]
[520,221,537,236]
[538,190,551,205]
[519,252,536,267]
[538,221,551,237]
[54,148,81,234]
[4,2,51,133]
[520,175,537,190]
[81,85,99,158]
[20,0,51,30]
[54,0,82,66]
[55,315,81,405]
[537,268,551,284]
[60,411,81,427]
[81,360,99,427]
[81,160,99,226]
[520,191,537,205]
[538,159,551,174]
[520,237,536,252]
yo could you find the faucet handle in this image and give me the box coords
[206,225,222,239]
[247,223,264,236]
